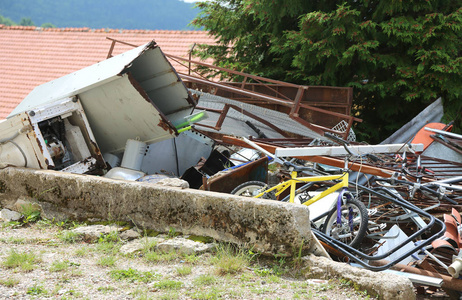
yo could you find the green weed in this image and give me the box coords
[49,260,70,272]
[167,227,180,238]
[95,241,120,255]
[98,231,120,243]
[0,277,20,287]
[109,268,160,283]
[152,279,183,290]
[20,203,41,223]
[210,244,251,275]
[27,284,47,296]
[97,286,116,293]
[193,274,217,286]
[74,245,91,257]
[58,231,83,244]
[2,249,41,271]
[97,255,117,267]
[176,265,192,276]
[144,250,177,263]
[188,286,224,299]
[158,291,180,300]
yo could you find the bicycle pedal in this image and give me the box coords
[367,208,378,216]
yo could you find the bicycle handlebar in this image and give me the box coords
[324,132,354,156]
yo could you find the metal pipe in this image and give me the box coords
[371,259,462,292]
[425,127,462,139]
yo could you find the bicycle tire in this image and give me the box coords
[231,181,277,200]
[322,196,368,248]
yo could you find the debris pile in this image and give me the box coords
[1,40,461,298]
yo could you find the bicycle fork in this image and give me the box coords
[337,188,354,233]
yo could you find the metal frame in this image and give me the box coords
[105,38,362,139]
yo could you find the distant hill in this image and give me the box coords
[0,0,200,30]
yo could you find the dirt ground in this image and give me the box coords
[0,220,382,300]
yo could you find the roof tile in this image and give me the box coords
[0,26,216,118]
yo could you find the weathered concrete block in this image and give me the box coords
[157,237,216,255]
[0,208,22,221]
[302,254,415,300]
[120,237,164,255]
[0,167,312,256]
[72,225,121,242]
[119,229,141,240]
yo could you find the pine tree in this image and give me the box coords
[193,0,462,142]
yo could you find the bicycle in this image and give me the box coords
[230,135,447,271]
[231,134,369,248]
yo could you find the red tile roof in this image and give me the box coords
[0,25,216,118]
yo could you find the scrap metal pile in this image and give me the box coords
[217,125,462,296]
[2,39,461,297]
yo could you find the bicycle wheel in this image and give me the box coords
[231,181,276,200]
[322,196,368,248]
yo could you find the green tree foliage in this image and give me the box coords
[19,17,34,26]
[0,0,199,31]
[0,13,15,25]
[40,22,56,28]
[192,1,462,142]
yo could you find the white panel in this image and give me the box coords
[78,75,176,153]
[275,143,424,157]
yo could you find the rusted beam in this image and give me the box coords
[181,73,294,107]
[290,87,305,117]
[372,260,462,292]
[196,104,289,137]
[166,53,301,88]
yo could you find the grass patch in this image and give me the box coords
[210,244,252,275]
[152,279,183,290]
[97,286,116,293]
[58,231,83,244]
[188,286,225,299]
[74,245,91,257]
[0,277,20,287]
[130,287,154,300]
[182,253,200,264]
[0,237,26,244]
[49,260,80,273]
[2,249,41,271]
[141,238,159,252]
[109,268,160,283]
[27,284,47,296]
[98,231,120,243]
[49,260,70,272]
[176,265,192,276]
[97,255,117,267]
[158,291,180,300]
[144,250,177,263]
[193,274,218,286]
[95,241,120,255]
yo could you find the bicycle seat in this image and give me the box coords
[283,161,315,173]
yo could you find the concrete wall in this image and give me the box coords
[0,167,312,256]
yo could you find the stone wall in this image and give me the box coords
[0,167,312,256]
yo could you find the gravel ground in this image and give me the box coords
[0,220,380,300]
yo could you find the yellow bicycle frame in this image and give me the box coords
[252,171,349,206]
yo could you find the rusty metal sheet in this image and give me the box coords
[201,157,268,193]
